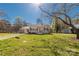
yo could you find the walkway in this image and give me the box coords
[0,34,23,40]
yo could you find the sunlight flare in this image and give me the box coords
[34,3,41,6]
[33,3,41,7]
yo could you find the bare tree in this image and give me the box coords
[0,19,11,32]
[0,9,11,33]
[39,3,79,39]
[14,16,24,32]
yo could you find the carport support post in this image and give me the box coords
[76,29,79,39]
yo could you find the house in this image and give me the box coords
[19,24,52,34]
[74,24,79,33]
[74,24,79,29]
[63,24,79,34]
[62,28,71,33]
[19,26,30,33]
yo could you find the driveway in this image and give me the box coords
[0,34,23,40]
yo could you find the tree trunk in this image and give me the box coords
[76,29,79,39]
[71,29,75,34]
[77,34,79,39]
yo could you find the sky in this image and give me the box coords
[0,3,45,24]
[0,3,79,25]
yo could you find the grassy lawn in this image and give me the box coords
[0,33,79,56]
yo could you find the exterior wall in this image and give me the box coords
[62,29,71,34]
[19,25,52,34]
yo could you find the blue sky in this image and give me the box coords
[0,3,43,24]
[0,3,79,25]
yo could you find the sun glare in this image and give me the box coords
[35,3,41,5]
[33,3,41,7]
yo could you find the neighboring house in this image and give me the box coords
[74,24,79,33]
[62,24,79,34]
[62,29,71,34]
[19,24,52,34]
[19,26,30,33]
[74,24,79,29]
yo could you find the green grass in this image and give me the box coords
[0,33,79,56]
